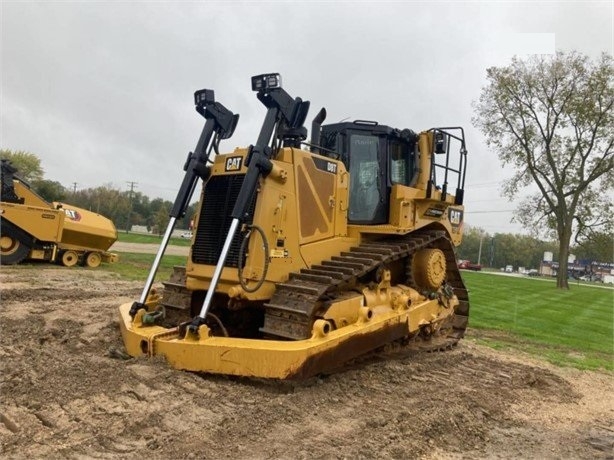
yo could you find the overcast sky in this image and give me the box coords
[2,1,612,234]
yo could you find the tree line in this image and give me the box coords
[457,226,613,270]
[69,186,196,234]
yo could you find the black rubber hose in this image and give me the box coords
[237,225,269,293]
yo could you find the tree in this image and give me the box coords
[489,233,548,270]
[0,149,44,182]
[473,51,614,288]
[457,226,486,265]
[154,203,171,236]
[71,185,130,228]
[33,179,67,202]
[573,230,614,263]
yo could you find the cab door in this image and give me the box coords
[347,132,388,224]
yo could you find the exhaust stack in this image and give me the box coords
[310,107,327,153]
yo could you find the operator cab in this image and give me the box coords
[319,121,418,225]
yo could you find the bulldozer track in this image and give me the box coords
[261,228,469,350]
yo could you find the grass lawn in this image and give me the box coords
[462,271,614,371]
[107,253,186,281]
[117,231,192,247]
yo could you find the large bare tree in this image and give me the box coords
[473,51,614,288]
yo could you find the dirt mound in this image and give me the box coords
[1,266,612,459]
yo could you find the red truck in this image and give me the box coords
[458,260,482,271]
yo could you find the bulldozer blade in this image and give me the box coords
[119,302,419,380]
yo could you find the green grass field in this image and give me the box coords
[462,271,614,371]
[108,253,186,281]
[117,231,192,247]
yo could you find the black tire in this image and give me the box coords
[0,235,30,265]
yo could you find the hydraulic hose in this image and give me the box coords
[237,225,269,293]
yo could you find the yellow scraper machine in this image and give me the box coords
[119,74,470,379]
[1,160,118,267]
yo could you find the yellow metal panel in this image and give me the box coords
[56,204,117,251]
[29,249,46,260]
[293,150,336,244]
[416,132,433,191]
[1,203,63,242]
[389,184,422,228]
[13,181,52,209]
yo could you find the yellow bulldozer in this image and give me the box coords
[120,74,469,379]
[1,160,118,267]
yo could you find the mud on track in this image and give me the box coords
[1,265,613,459]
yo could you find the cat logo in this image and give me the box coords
[64,209,82,222]
[225,156,243,172]
[448,208,463,226]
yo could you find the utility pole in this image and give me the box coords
[72,182,78,196]
[126,181,137,233]
[477,230,485,265]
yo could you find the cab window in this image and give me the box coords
[389,140,414,186]
[348,134,382,222]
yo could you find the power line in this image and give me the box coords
[125,181,138,233]
[468,198,510,203]
[138,181,181,192]
[465,209,515,214]
[468,181,504,188]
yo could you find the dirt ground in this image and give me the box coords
[1,265,613,459]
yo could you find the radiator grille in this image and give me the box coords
[192,174,255,267]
